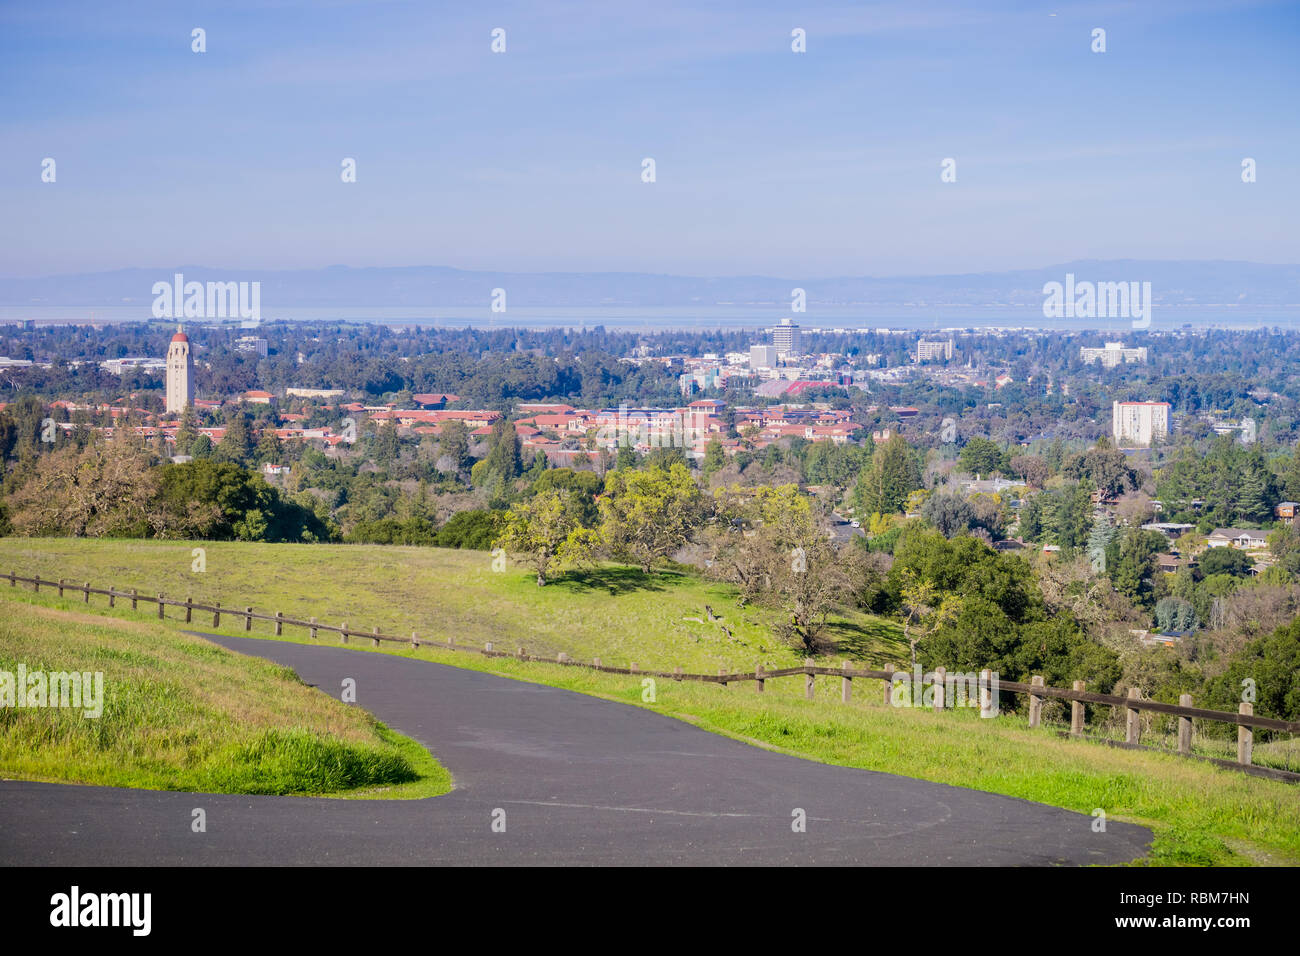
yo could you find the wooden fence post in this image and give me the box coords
[245,608,254,632]
[933,666,946,710]
[1029,675,1044,728]
[1125,686,1141,745]
[629,661,637,673]
[7,571,14,587]
[158,594,165,619]
[719,667,727,687]
[58,578,64,597]
[184,597,192,622]
[593,656,602,668]
[1070,680,1086,736]
[83,582,90,603]
[371,627,380,647]
[1238,702,1253,766]
[310,617,318,640]
[518,646,527,660]
[274,611,283,635]
[558,652,569,664]
[979,669,995,718]
[755,665,765,693]
[883,663,894,706]
[131,588,138,610]
[212,602,220,627]
[448,635,455,650]
[411,632,419,648]
[841,661,852,702]
[33,577,39,594]
[107,586,114,607]
[486,642,494,654]
[340,622,348,644]
[1178,693,1193,755]
[804,658,815,700]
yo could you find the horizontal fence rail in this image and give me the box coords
[7,569,1296,781]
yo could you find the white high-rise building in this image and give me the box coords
[772,318,802,356]
[749,345,778,369]
[915,337,955,362]
[1112,400,1169,446]
[165,325,194,414]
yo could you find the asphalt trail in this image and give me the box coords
[0,634,1151,865]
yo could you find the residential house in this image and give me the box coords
[1155,553,1192,574]
[1206,528,1269,550]
[1141,522,1195,541]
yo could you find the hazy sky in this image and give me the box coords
[2,0,1297,278]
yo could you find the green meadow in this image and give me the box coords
[0,538,906,672]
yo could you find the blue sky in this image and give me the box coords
[2,0,1297,278]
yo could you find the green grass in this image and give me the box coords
[2,538,1299,865]
[0,538,907,673]
[0,601,451,799]
[1060,713,1300,775]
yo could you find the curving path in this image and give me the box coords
[0,634,1151,865]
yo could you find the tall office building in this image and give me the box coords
[749,345,778,369]
[915,337,955,362]
[772,318,802,356]
[165,325,194,414]
[1112,400,1169,446]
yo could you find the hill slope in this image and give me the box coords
[3,538,1299,865]
[0,601,449,798]
[0,539,906,673]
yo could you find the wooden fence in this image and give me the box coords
[7,569,1297,781]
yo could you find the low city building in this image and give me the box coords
[1080,342,1148,367]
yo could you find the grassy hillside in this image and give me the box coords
[0,539,906,673]
[3,538,1299,865]
[0,601,450,798]
[6,585,1298,865]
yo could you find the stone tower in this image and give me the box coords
[165,325,193,414]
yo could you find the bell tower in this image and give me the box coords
[166,325,193,414]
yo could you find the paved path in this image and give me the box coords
[1,634,1150,865]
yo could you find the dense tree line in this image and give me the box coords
[2,438,329,542]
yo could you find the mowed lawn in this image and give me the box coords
[0,539,907,674]
[0,601,450,798]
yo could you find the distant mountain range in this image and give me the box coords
[2,260,1297,309]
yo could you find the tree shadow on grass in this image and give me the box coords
[824,617,909,665]
[554,566,674,596]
